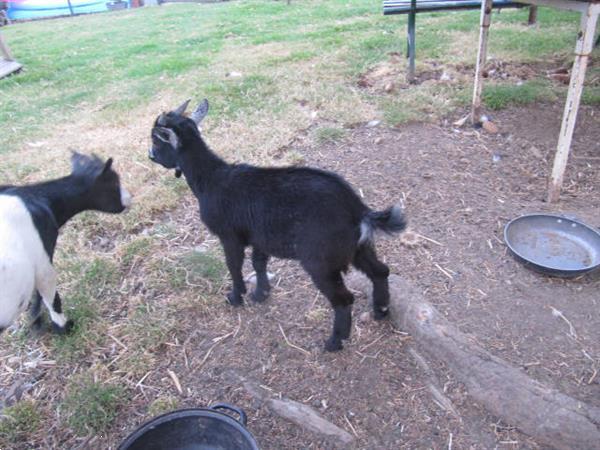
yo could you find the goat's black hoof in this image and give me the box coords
[250,289,269,303]
[226,292,244,307]
[52,319,74,335]
[30,315,44,332]
[373,307,389,321]
[324,337,343,352]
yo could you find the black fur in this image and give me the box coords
[149,100,406,351]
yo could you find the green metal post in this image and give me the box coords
[407,0,416,83]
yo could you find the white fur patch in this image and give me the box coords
[0,195,60,328]
[358,221,373,245]
[120,187,132,208]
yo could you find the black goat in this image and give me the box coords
[0,153,131,335]
[148,99,406,351]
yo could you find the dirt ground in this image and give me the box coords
[2,101,599,449]
[95,102,598,449]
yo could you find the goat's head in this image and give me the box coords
[148,99,209,178]
[71,152,132,213]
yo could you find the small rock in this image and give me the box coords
[482,120,499,134]
[366,120,381,128]
[492,154,502,163]
[358,312,371,323]
[384,82,394,92]
[246,272,275,285]
[226,71,243,78]
[440,71,451,81]
[194,244,209,253]
[529,146,543,159]
[374,137,383,145]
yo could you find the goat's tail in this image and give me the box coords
[359,204,406,245]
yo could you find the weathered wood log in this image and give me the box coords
[228,371,354,446]
[346,272,600,450]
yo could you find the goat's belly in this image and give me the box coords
[0,257,35,327]
[254,241,298,260]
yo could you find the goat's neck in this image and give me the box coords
[179,141,226,194]
[23,176,92,228]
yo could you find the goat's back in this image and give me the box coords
[203,165,368,263]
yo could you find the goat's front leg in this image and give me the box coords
[36,268,73,334]
[221,238,246,306]
[308,270,354,352]
[250,248,270,303]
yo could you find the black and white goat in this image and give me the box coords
[0,153,131,334]
[148,99,406,351]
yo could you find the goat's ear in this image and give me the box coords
[166,128,180,149]
[102,158,114,174]
[173,99,191,116]
[190,99,209,125]
[70,151,86,171]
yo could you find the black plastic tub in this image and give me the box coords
[118,404,259,450]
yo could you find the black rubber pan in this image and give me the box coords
[504,214,600,278]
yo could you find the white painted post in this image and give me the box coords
[547,3,599,202]
[471,0,494,124]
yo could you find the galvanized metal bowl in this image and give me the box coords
[504,214,600,278]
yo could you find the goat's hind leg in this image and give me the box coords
[250,248,270,303]
[308,270,354,352]
[221,237,247,306]
[353,245,390,320]
[29,292,44,333]
[36,267,73,334]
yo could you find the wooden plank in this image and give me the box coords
[0,59,22,79]
[513,0,598,13]
[471,0,493,124]
[548,3,599,202]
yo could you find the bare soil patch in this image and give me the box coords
[121,103,598,449]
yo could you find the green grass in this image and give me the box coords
[315,127,347,144]
[0,400,42,446]
[1,1,587,154]
[63,376,127,436]
[482,80,557,110]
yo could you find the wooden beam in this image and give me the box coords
[347,272,600,450]
[548,3,599,202]
[471,0,493,124]
[0,32,14,61]
[528,5,538,25]
[514,0,596,14]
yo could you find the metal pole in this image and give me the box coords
[407,0,416,83]
[66,0,74,15]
